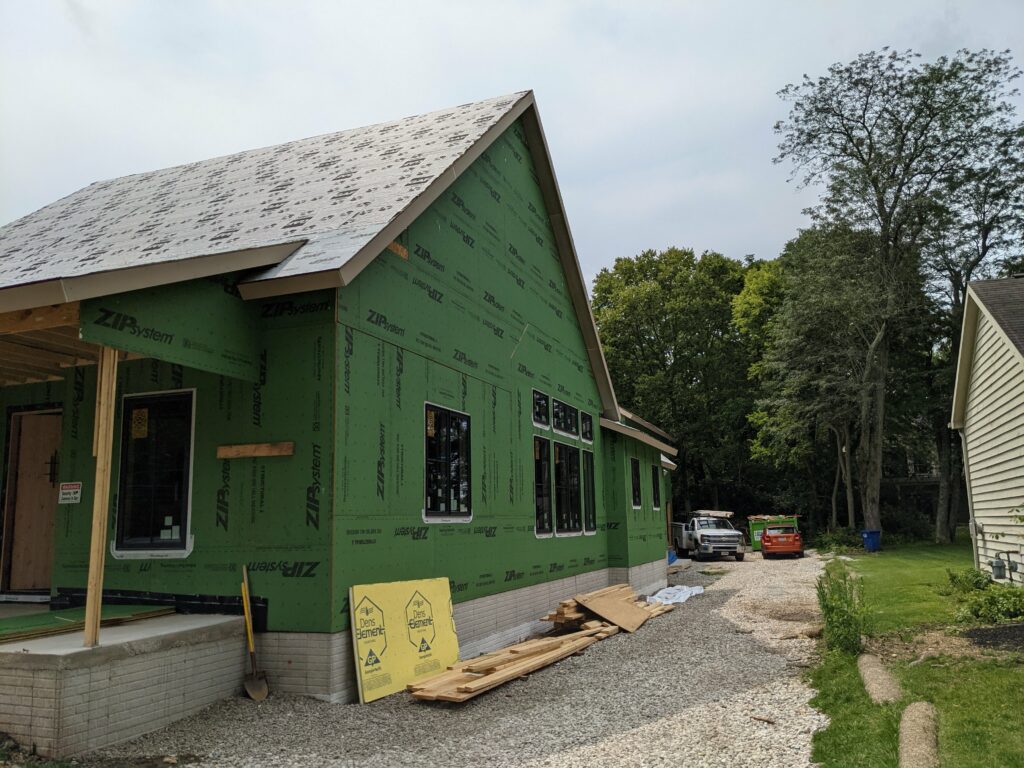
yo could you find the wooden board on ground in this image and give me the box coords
[574,592,652,633]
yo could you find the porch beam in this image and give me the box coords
[83,345,119,647]
[0,339,84,367]
[0,302,79,335]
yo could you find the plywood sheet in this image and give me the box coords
[574,593,651,633]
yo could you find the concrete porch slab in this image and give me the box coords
[0,613,245,757]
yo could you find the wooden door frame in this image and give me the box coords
[1,403,62,592]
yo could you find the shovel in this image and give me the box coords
[241,565,269,701]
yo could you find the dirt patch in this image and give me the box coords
[763,603,819,623]
[865,628,1018,663]
[962,623,1024,651]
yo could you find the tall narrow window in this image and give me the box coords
[116,392,194,551]
[534,437,552,535]
[554,442,581,532]
[532,390,550,428]
[581,412,593,442]
[424,404,471,518]
[552,399,579,436]
[630,457,642,508]
[583,450,596,532]
[651,465,661,509]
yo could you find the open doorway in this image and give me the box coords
[1,409,62,594]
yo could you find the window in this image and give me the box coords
[630,457,642,508]
[116,392,194,551]
[583,450,596,532]
[651,465,661,509]
[581,412,593,442]
[424,404,471,518]
[534,437,552,535]
[552,399,578,436]
[554,442,581,532]
[532,390,550,428]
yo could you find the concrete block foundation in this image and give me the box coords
[0,614,245,757]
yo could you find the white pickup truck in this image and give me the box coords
[671,511,745,561]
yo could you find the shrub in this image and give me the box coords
[816,561,867,653]
[957,583,1024,624]
[945,567,991,594]
[813,528,862,555]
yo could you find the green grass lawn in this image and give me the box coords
[847,539,972,635]
[810,539,1024,768]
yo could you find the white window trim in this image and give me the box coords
[111,388,196,560]
[531,390,551,430]
[422,400,473,524]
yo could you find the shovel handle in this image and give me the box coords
[241,568,256,655]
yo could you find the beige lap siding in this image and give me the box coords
[964,311,1024,581]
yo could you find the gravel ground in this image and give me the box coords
[83,554,827,768]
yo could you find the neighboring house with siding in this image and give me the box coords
[950,276,1024,581]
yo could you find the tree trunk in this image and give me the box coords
[858,344,888,531]
[934,425,952,544]
[948,451,964,542]
[831,448,840,531]
[842,426,856,529]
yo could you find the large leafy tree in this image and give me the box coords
[592,248,752,512]
[775,48,1024,532]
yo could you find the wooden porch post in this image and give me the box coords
[83,346,119,647]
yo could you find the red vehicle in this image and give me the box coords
[761,524,804,558]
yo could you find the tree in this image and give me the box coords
[751,227,884,530]
[775,48,1024,531]
[592,248,753,513]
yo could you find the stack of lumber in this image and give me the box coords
[410,584,675,703]
[409,622,614,702]
[542,583,674,633]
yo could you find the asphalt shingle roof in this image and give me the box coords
[970,276,1024,358]
[0,92,528,291]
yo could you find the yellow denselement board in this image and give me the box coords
[349,577,458,703]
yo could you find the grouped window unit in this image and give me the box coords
[583,450,597,533]
[115,391,195,553]
[630,457,642,509]
[552,398,579,436]
[532,390,550,428]
[424,403,472,520]
[581,412,593,442]
[534,437,553,535]
[651,465,661,510]
[553,442,582,533]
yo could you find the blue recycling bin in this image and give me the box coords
[861,530,882,552]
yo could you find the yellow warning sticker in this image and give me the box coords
[350,577,458,703]
[130,408,149,439]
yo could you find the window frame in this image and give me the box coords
[553,440,582,535]
[422,401,473,523]
[630,456,642,509]
[534,436,553,537]
[651,464,661,510]
[583,449,597,534]
[551,398,579,438]
[111,389,196,560]
[532,390,550,430]
[580,412,594,443]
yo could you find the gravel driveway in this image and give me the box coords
[85,554,827,768]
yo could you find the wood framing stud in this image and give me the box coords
[83,345,119,647]
[216,442,295,459]
[0,302,79,335]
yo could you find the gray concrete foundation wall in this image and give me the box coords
[0,615,245,758]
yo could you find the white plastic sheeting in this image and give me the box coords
[647,585,704,605]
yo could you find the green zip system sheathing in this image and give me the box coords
[0,120,669,636]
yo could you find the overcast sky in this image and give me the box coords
[2,0,1023,285]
